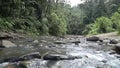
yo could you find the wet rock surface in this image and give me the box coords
[2,40,17,48]
[110,39,118,44]
[0,35,120,68]
[86,36,100,42]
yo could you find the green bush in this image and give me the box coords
[111,10,120,35]
[111,12,120,29]
[88,16,114,35]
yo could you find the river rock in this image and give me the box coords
[43,54,67,60]
[43,54,80,60]
[71,41,81,45]
[3,52,41,63]
[31,40,39,46]
[110,39,118,44]
[1,40,17,48]
[113,44,120,54]
[54,41,67,44]
[33,40,39,44]
[86,36,100,42]
[20,52,41,60]
[0,33,12,40]
[5,52,41,63]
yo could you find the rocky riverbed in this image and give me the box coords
[0,32,120,68]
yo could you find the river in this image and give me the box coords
[0,35,120,68]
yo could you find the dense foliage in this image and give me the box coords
[0,0,120,35]
[0,0,67,36]
[86,6,120,35]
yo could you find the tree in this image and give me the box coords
[49,12,67,36]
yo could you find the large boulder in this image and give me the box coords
[20,52,41,60]
[86,36,100,42]
[0,33,13,48]
[110,39,118,44]
[113,44,120,54]
[1,40,17,48]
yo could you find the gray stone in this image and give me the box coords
[71,41,81,45]
[20,52,41,60]
[33,40,39,44]
[86,36,100,42]
[54,41,67,44]
[0,33,12,40]
[1,40,17,48]
[110,39,118,44]
[113,43,120,54]
[43,54,81,60]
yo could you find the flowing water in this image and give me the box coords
[0,36,120,68]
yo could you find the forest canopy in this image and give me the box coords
[0,0,120,36]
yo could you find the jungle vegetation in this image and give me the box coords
[0,0,120,36]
